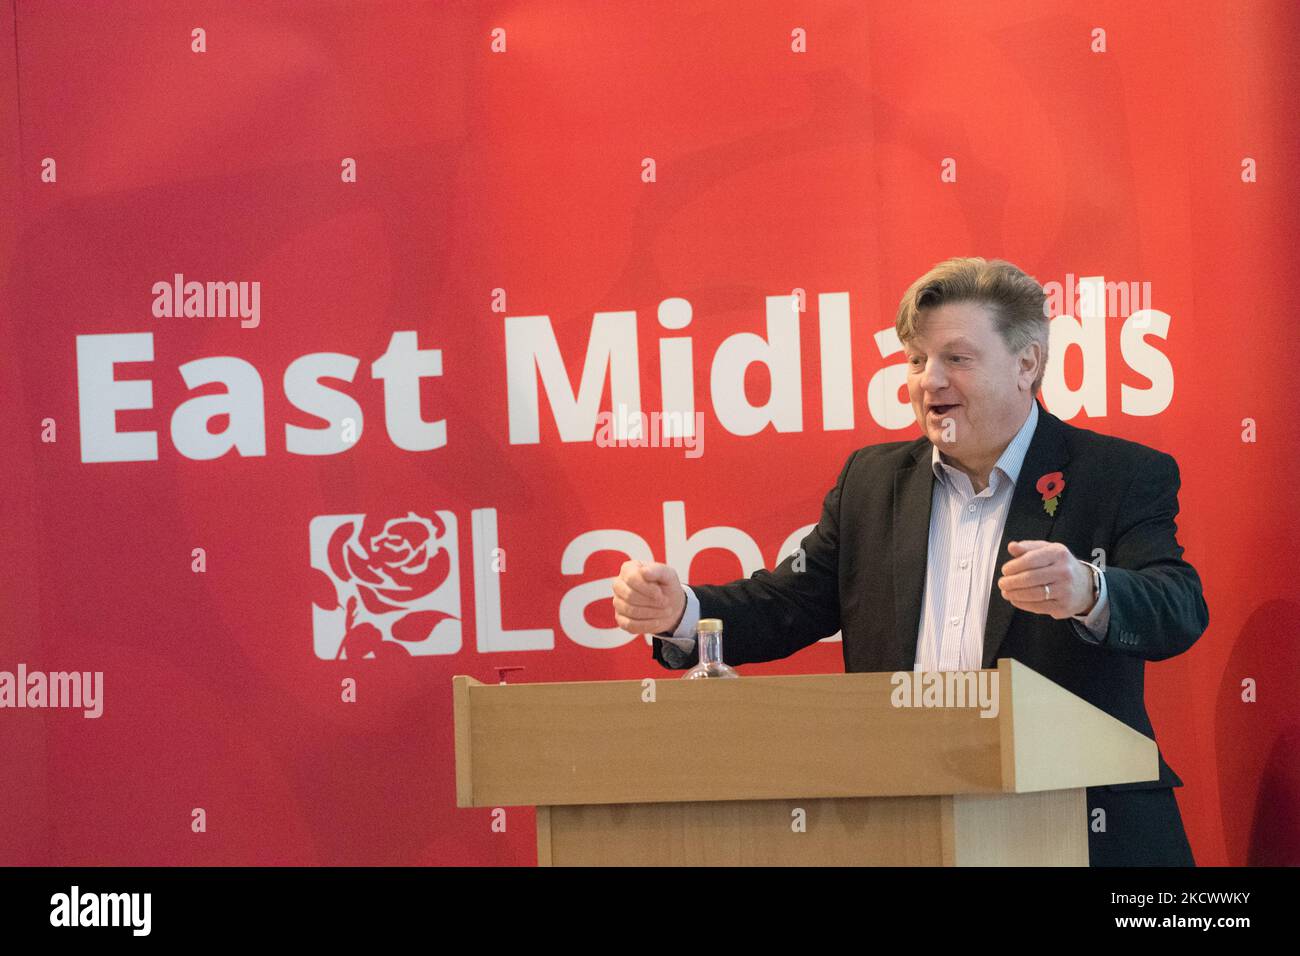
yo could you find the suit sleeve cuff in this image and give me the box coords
[655,585,699,651]
[1070,564,1109,644]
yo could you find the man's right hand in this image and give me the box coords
[611,560,686,636]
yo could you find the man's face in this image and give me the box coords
[903,301,1036,466]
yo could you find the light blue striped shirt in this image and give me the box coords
[660,400,1110,667]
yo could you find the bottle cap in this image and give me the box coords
[697,618,723,633]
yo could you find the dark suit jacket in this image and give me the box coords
[652,399,1209,794]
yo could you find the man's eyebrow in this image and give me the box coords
[909,337,981,352]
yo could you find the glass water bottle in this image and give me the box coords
[683,618,739,679]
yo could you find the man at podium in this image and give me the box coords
[611,257,1208,867]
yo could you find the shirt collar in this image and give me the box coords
[931,399,1040,491]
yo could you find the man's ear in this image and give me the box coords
[1018,341,1042,390]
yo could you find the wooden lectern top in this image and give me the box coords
[452,657,1157,808]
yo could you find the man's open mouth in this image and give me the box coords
[928,404,959,415]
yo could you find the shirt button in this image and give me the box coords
[950,617,959,626]
[959,559,969,568]
[967,503,976,513]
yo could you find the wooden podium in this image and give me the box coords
[452,658,1158,866]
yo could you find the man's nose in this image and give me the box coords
[918,358,947,391]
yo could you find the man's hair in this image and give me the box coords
[895,257,1049,395]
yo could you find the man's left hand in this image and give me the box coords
[997,540,1095,619]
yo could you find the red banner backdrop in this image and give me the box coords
[2,0,1298,866]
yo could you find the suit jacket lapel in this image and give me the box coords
[980,404,1071,667]
[891,442,936,670]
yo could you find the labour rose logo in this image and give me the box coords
[309,512,461,659]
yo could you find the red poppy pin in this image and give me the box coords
[1036,471,1065,516]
